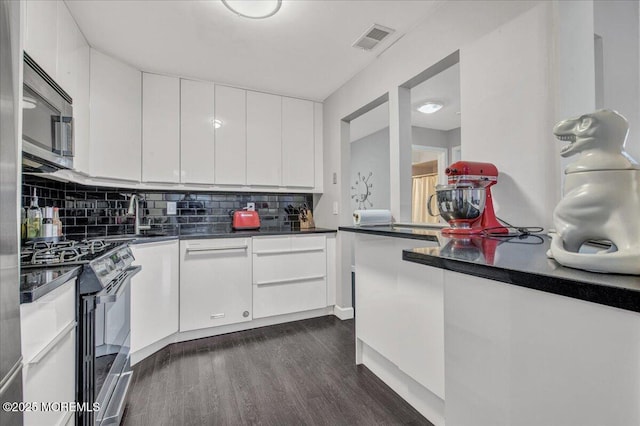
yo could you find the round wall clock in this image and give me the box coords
[351,171,374,209]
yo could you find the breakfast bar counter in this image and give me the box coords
[339,225,640,313]
[342,225,640,426]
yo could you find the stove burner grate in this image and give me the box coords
[21,239,118,266]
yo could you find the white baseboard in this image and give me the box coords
[361,342,445,426]
[131,334,177,366]
[175,307,333,343]
[333,305,354,320]
[131,307,334,365]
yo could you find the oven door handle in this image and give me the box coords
[96,265,141,305]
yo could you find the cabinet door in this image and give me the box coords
[142,73,180,183]
[24,0,58,79]
[20,279,76,426]
[130,240,179,354]
[214,85,246,185]
[89,49,141,182]
[57,2,90,174]
[22,324,75,426]
[180,239,252,331]
[397,261,445,399]
[181,79,215,184]
[246,91,281,186]
[282,97,314,187]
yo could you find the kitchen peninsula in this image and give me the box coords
[340,225,640,426]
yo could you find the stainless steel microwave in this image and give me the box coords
[22,52,74,170]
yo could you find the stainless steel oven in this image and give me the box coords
[93,266,137,425]
[22,52,74,170]
[78,244,140,426]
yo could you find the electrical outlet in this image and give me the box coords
[333,201,339,215]
[247,202,255,211]
[167,201,177,215]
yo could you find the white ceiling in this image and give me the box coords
[65,0,439,101]
[411,62,460,131]
[348,62,460,141]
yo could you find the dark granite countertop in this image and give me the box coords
[20,265,82,304]
[340,225,640,313]
[338,225,441,242]
[111,226,337,245]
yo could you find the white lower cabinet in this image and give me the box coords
[20,278,76,426]
[354,234,444,398]
[252,235,327,318]
[180,238,253,331]
[444,270,640,426]
[130,240,179,354]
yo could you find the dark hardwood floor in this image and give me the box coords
[121,316,433,426]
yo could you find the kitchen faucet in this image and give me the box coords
[127,194,151,234]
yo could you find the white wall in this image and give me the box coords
[461,3,558,229]
[317,0,545,309]
[594,0,640,162]
[446,127,461,151]
[317,0,632,309]
[412,126,458,162]
[350,128,391,211]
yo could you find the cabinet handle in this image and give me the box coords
[255,274,325,286]
[186,245,248,253]
[254,247,324,255]
[25,320,76,365]
[210,313,225,319]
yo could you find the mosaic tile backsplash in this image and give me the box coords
[22,175,313,240]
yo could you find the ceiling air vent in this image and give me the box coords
[352,24,395,51]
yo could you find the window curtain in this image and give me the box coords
[412,174,439,224]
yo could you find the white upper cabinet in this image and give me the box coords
[90,49,141,182]
[214,85,246,185]
[313,102,323,192]
[25,0,58,79]
[282,97,315,188]
[142,73,180,183]
[57,2,90,175]
[246,91,282,186]
[180,79,215,184]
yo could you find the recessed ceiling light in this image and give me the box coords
[221,0,282,19]
[213,119,223,129]
[22,95,37,109]
[417,102,444,114]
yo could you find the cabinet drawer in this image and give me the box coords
[253,277,327,319]
[253,250,325,285]
[20,278,76,362]
[22,322,75,426]
[253,235,326,284]
[253,234,325,253]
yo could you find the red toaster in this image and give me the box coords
[232,210,261,230]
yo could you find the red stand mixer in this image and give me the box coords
[429,161,509,235]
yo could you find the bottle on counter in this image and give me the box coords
[26,188,42,239]
[42,207,54,238]
[21,207,27,242]
[53,207,62,237]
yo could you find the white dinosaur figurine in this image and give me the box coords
[548,109,640,275]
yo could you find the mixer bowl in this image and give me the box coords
[429,185,486,223]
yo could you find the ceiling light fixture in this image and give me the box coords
[221,0,282,19]
[213,119,223,129]
[22,95,37,109]
[417,102,444,114]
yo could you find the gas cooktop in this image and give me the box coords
[20,239,123,267]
